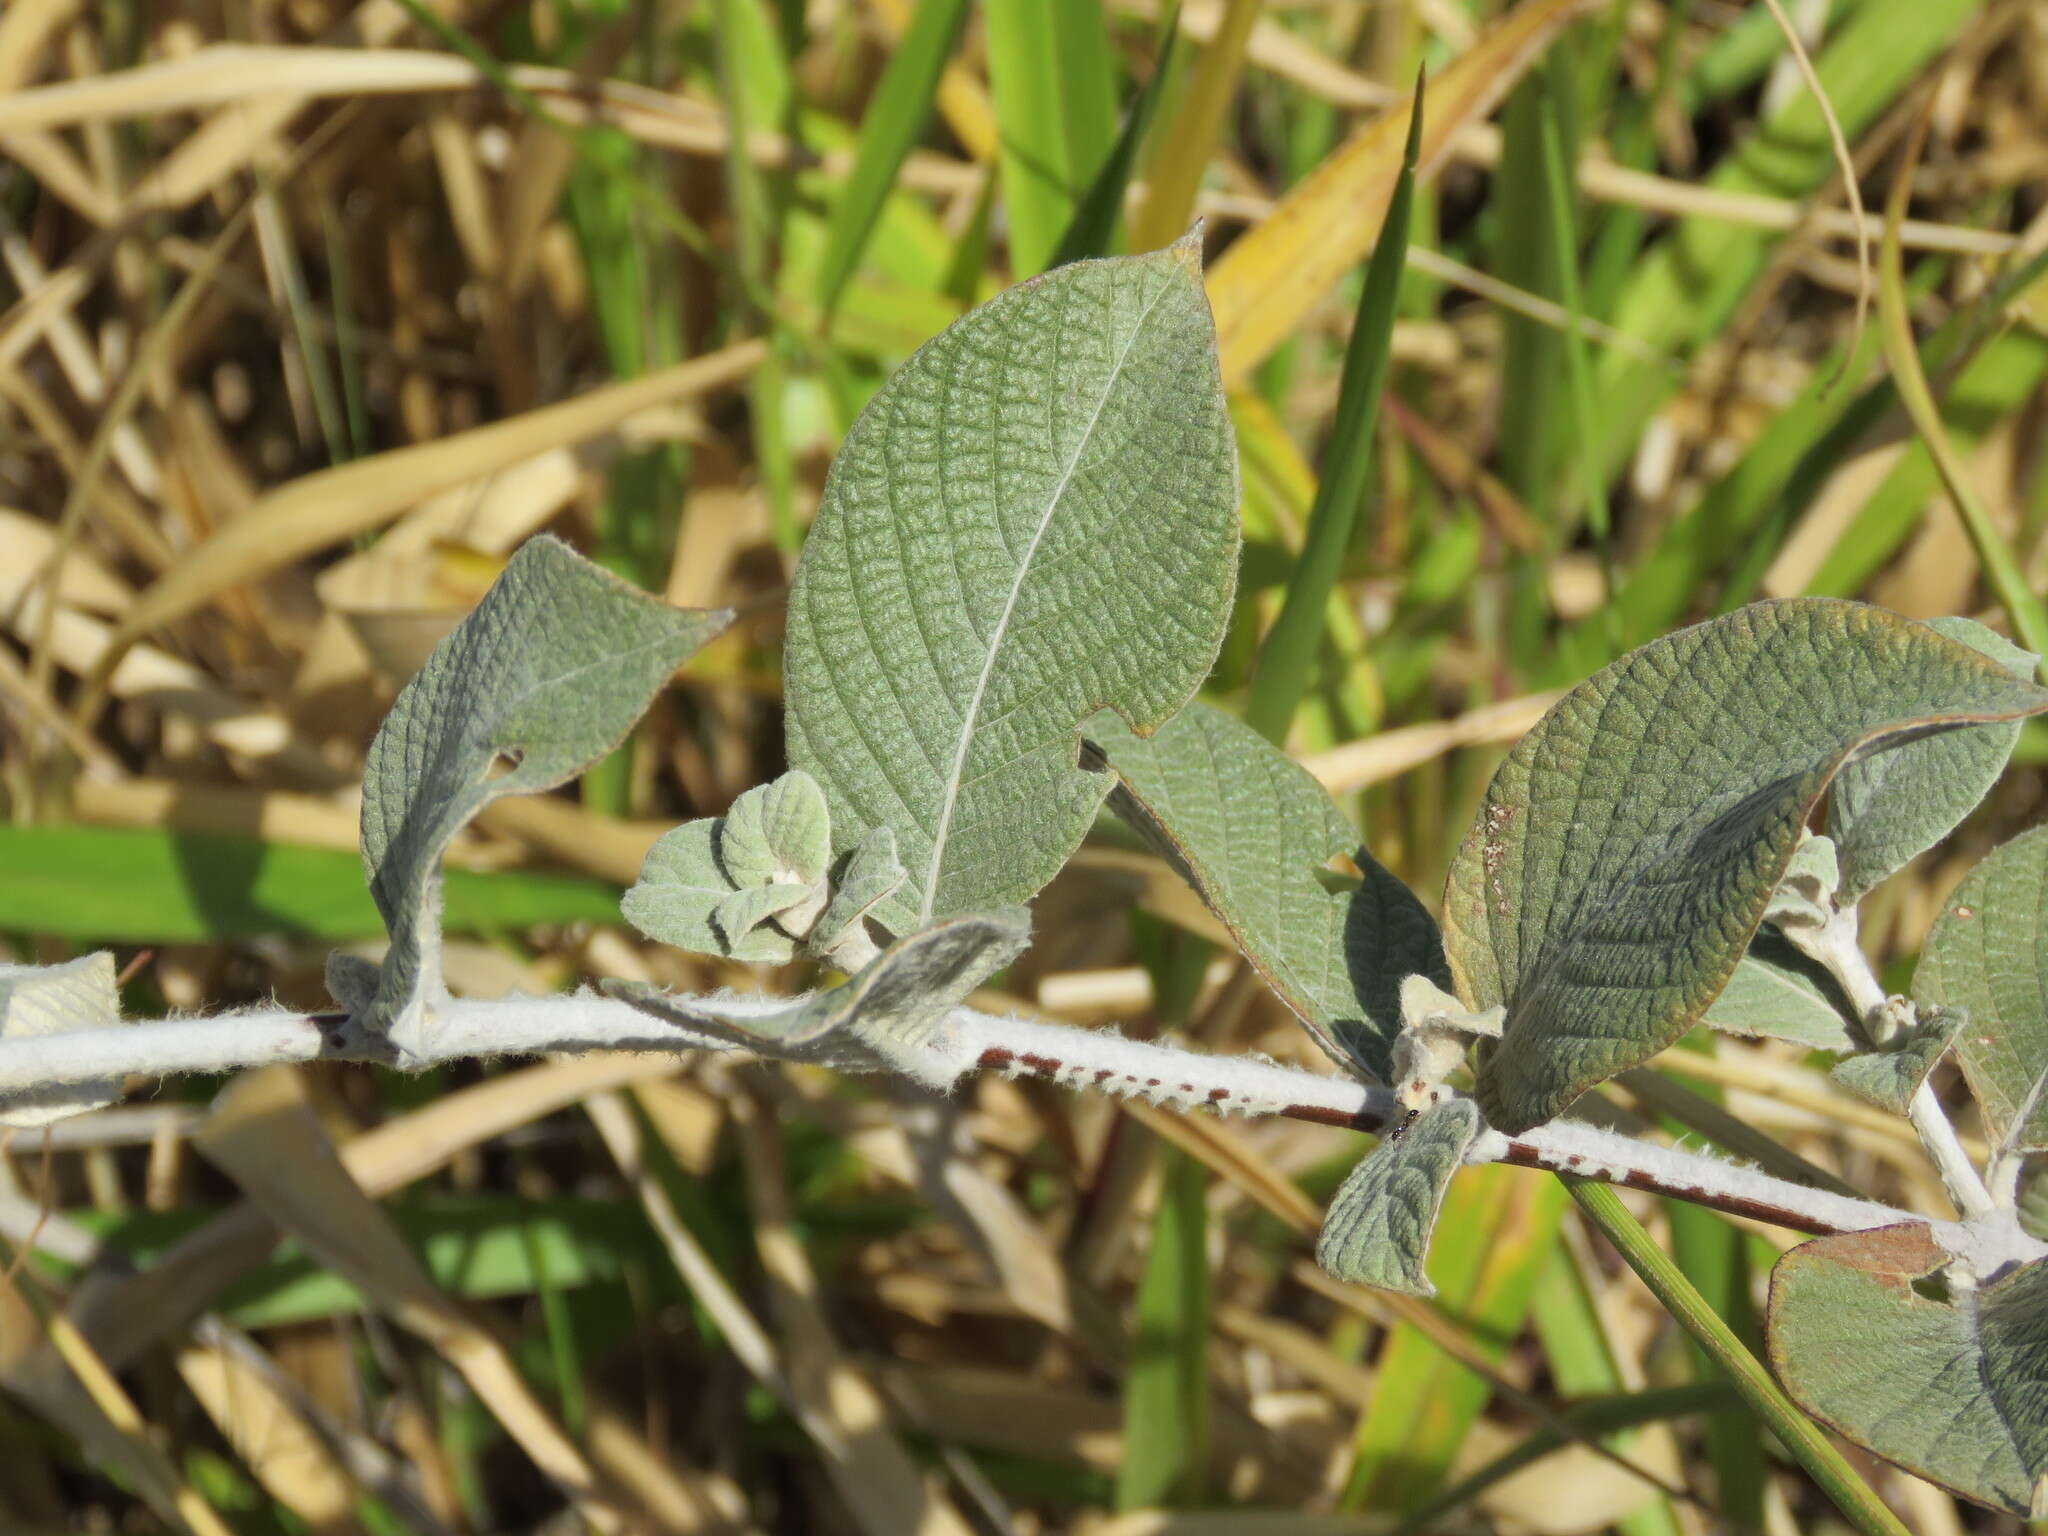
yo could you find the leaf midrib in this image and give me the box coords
[918,272,1173,921]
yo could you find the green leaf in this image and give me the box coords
[349,536,729,1046]
[623,772,836,964]
[608,909,1028,1084]
[1316,1098,1480,1297]
[1086,701,1449,1081]
[1914,823,2048,1154]
[1769,1225,2048,1517]
[786,239,1238,935]
[1828,618,2036,904]
[1445,599,2048,1133]
[1829,1004,1965,1116]
[0,953,123,1126]
[1702,933,1856,1052]
[811,828,906,956]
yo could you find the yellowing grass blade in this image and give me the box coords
[1205,0,1594,387]
[107,341,762,650]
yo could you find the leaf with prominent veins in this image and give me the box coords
[351,536,729,1054]
[1447,600,2048,1134]
[1316,1097,1480,1296]
[1916,823,2048,1154]
[786,237,1239,934]
[1770,1225,2048,1516]
[0,952,125,1126]
[1087,701,1449,1081]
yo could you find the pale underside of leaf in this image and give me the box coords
[0,952,124,1126]
[785,239,1239,935]
[1445,599,2048,1134]
[1702,932,1856,1052]
[1087,701,1448,1082]
[355,536,730,1042]
[1315,1097,1480,1296]
[1915,822,2048,1154]
[1827,617,2034,904]
[1769,1224,2048,1516]
[1829,1004,1964,1116]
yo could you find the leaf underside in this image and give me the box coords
[1769,1225,2048,1516]
[352,536,730,1036]
[0,953,123,1126]
[1316,1097,1480,1296]
[1827,618,2034,905]
[1915,823,2048,1154]
[1828,1004,1963,1116]
[1087,701,1449,1082]
[785,238,1240,936]
[1702,932,1856,1052]
[1445,600,2048,1134]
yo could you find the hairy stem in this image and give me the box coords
[0,991,1988,1252]
[1788,908,1996,1218]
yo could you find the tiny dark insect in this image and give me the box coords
[1387,1107,1421,1144]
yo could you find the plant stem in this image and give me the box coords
[0,992,1990,1251]
[1788,908,1995,1218]
[1566,1179,1914,1536]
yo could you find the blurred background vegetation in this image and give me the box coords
[0,0,2045,1530]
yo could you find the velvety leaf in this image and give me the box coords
[1315,1098,1481,1297]
[1769,1224,2048,1516]
[712,883,816,960]
[1763,834,1838,931]
[785,238,1239,935]
[718,771,832,888]
[1829,618,2035,903]
[1829,1004,1964,1114]
[354,536,729,1045]
[811,827,906,955]
[1445,600,2048,1133]
[1702,933,1856,1052]
[0,952,124,1126]
[1915,823,2048,1154]
[1086,701,1449,1081]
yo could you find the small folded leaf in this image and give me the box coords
[1828,618,2036,904]
[1315,1097,1481,1297]
[1763,834,1838,931]
[810,827,906,954]
[1769,1224,2048,1516]
[354,536,729,1049]
[1829,1003,1964,1115]
[621,820,734,958]
[1087,701,1450,1081]
[712,883,816,962]
[717,771,832,888]
[1702,934,1857,1052]
[1915,824,2048,1156]
[1445,599,2048,1133]
[785,237,1239,935]
[0,952,125,1126]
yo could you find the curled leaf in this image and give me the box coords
[1316,1097,1481,1297]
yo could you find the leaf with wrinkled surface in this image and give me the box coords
[1829,1004,1964,1115]
[1087,701,1449,1081]
[1316,1098,1480,1296]
[1702,934,1856,1052]
[1445,600,2048,1133]
[811,827,906,955]
[352,536,730,1047]
[1829,618,2035,904]
[1915,824,2048,1154]
[717,771,832,889]
[785,238,1239,935]
[1769,1225,2048,1516]
[0,952,124,1126]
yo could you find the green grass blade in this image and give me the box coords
[815,0,972,315]
[0,825,620,943]
[1128,0,1260,251]
[1115,1144,1211,1509]
[1566,1178,1912,1536]
[985,0,1115,276]
[1243,78,1422,746]
[1049,0,1183,269]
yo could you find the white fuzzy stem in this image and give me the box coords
[1789,908,1996,1219]
[0,989,1994,1249]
